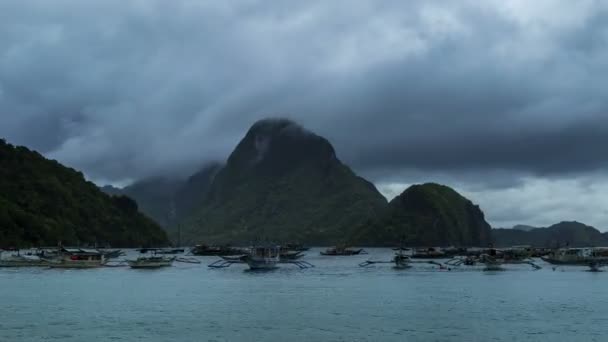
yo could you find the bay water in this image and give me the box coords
[1,248,607,341]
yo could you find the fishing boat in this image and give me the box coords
[0,250,52,267]
[359,249,444,269]
[138,248,184,255]
[284,243,309,252]
[321,246,366,256]
[46,248,106,268]
[190,244,245,256]
[128,256,175,268]
[446,248,541,271]
[243,246,281,270]
[541,247,608,265]
[209,245,314,270]
[411,247,446,259]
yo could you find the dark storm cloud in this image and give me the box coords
[1,0,607,184]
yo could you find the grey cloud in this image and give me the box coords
[0,0,607,186]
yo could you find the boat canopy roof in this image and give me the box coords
[61,247,101,255]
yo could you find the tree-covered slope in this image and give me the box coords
[180,118,388,245]
[0,139,168,248]
[354,183,492,246]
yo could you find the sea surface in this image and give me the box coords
[1,248,607,342]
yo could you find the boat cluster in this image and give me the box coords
[0,247,199,269]
[359,246,608,272]
[2,245,608,272]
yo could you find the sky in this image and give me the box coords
[1,0,607,229]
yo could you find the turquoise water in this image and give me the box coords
[1,248,607,341]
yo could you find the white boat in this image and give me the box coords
[209,245,313,270]
[243,246,280,270]
[128,256,174,269]
[0,253,51,267]
[46,248,105,268]
[541,247,608,265]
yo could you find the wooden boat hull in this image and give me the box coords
[320,249,364,256]
[48,262,104,268]
[246,261,278,270]
[128,261,173,269]
[540,256,608,265]
[410,254,446,259]
[245,256,279,270]
[0,260,52,267]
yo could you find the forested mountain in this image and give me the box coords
[0,139,168,248]
[178,118,388,245]
[354,183,492,246]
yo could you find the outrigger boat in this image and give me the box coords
[209,245,314,270]
[446,249,541,271]
[128,256,175,269]
[321,246,366,256]
[128,249,175,268]
[138,248,184,255]
[0,249,52,267]
[359,249,445,269]
[540,247,608,265]
[411,247,446,259]
[190,244,246,256]
[45,248,106,268]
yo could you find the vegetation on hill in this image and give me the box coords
[179,118,388,245]
[354,183,492,246]
[0,139,168,248]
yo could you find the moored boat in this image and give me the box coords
[0,252,52,267]
[190,244,245,256]
[321,246,365,256]
[128,256,175,269]
[209,245,313,270]
[541,247,608,265]
[243,246,281,270]
[411,247,446,259]
[46,248,106,268]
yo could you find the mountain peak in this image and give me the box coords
[248,118,311,137]
[227,118,336,174]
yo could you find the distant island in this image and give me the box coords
[493,221,608,247]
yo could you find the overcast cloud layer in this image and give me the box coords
[1,1,607,229]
